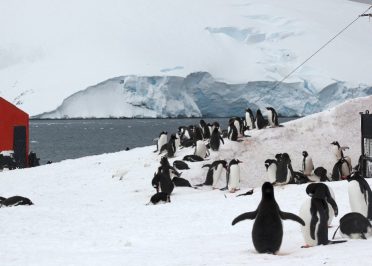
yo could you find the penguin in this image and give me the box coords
[193,126,204,142]
[230,117,242,137]
[330,141,344,161]
[199,120,210,139]
[332,158,352,181]
[194,140,209,158]
[0,196,5,203]
[305,183,338,226]
[0,196,33,207]
[159,134,178,157]
[266,107,279,127]
[154,131,168,153]
[333,212,372,239]
[149,192,171,205]
[155,157,175,195]
[245,108,255,130]
[264,159,277,184]
[171,171,193,187]
[302,151,314,176]
[255,109,267,130]
[201,160,228,188]
[232,182,305,254]
[228,121,238,141]
[174,133,181,150]
[207,123,213,136]
[209,127,224,151]
[183,155,204,162]
[275,153,293,184]
[178,126,191,140]
[227,159,242,193]
[314,167,329,182]
[347,171,372,219]
[299,183,345,247]
[173,160,190,170]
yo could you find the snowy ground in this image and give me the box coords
[1,96,372,265]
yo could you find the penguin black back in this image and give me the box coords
[232,182,304,254]
[210,127,224,151]
[0,196,33,207]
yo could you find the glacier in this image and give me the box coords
[36,72,372,118]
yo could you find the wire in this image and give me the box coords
[256,5,372,102]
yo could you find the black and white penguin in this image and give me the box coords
[314,167,329,182]
[149,192,171,205]
[227,159,242,193]
[299,183,345,247]
[173,160,190,170]
[333,212,372,239]
[347,171,372,219]
[232,182,305,254]
[255,109,267,130]
[275,153,293,184]
[264,159,277,184]
[199,120,210,139]
[228,120,238,141]
[193,126,204,142]
[266,107,279,127]
[209,127,224,151]
[183,155,204,162]
[330,141,344,161]
[231,117,243,137]
[302,151,314,176]
[245,108,255,130]
[178,126,191,140]
[171,171,193,188]
[331,157,352,181]
[0,196,33,207]
[159,134,178,157]
[201,160,228,188]
[154,131,168,153]
[194,140,210,158]
[305,183,338,225]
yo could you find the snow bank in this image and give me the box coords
[36,72,372,118]
[0,96,371,265]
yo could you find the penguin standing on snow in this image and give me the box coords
[159,134,178,157]
[200,120,210,139]
[245,108,255,130]
[302,151,314,176]
[228,120,238,141]
[265,159,277,184]
[194,140,210,158]
[305,183,338,226]
[201,160,228,188]
[275,153,293,184]
[154,131,167,153]
[209,127,224,151]
[299,183,345,247]
[266,107,279,127]
[226,159,242,193]
[255,109,267,130]
[333,212,372,240]
[347,171,372,219]
[232,182,304,254]
[331,157,352,181]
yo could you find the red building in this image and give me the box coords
[0,97,29,167]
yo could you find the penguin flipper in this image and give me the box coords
[232,211,257,225]
[202,164,212,169]
[279,211,305,226]
[326,193,338,217]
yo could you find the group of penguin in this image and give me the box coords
[232,139,372,254]
[264,141,353,185]
[149,107,281,204]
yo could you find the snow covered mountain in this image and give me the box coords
[1,0,372,116]
[36,72,372,118]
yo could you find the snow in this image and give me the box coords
[35,72,372,118]
[1,96,372,265]
[1,0,372,116]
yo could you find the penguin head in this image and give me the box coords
[160,156,170,167]
[200,119,206,126]
[212,121,220,128]
[302,151,308,158]
[256,109,262,116]
[264,159,277,170]
[331,141,340,148]
[282,153,291,163]
[170,134,178,140]
[229,159,242,167]
[261,182,275,199]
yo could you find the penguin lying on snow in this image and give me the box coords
[183,155,204,162]
[232,182,304,254]
[173,160,190,170]
[148,192,171,205]
[0,196,33,207]
[300,183,345,247]
[333,212,372,240]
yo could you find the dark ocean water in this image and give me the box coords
[29,118,296,164]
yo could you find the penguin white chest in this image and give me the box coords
[303,157,314,176]
[348,180,368,217]
[331,145,342,160]
[195,141,207,158]
[228,165,240,190]
[212,164,224,187]
[158,135,167,149]
[299,199,318,246]
[233,120,240,136]
[266,164,277,183]
[267,110,274,126]
[245,113,253,128]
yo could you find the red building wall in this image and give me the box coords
[0,97,29,165]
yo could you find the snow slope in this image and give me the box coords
[36,72,372,118]
[1,96,371,265]
[1,0,372,116]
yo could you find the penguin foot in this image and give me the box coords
[301,244,312,248]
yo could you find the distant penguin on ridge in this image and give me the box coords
[245,108,255,130]
[255,109,267,130]
[154,131,167,153]
[232,182,305,254]
[302,151,314,176]
[266,107,279,127]
[209,127,224,151]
